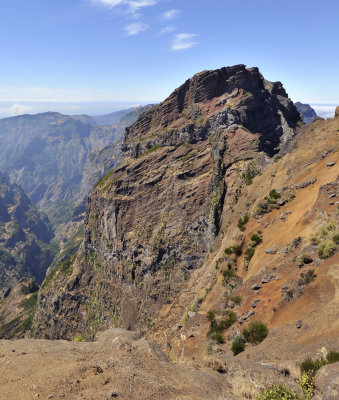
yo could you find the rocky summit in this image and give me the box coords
[33,65,303,339]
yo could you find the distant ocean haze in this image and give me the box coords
[0,100,153,119]
[0,101,337,120]
[311,104,337,119]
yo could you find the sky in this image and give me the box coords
[0,0,338,118]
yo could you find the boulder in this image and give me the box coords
[315,363,339,400]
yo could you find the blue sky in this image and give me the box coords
[0,0,338,117]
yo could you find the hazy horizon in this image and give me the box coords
[0,100,337,120]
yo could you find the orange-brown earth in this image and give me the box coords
[149,113,339,380]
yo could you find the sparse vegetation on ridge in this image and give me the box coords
[207,310,237,343]
[242,321,268,345]
[310,217,338,259]
[238,214,249,231]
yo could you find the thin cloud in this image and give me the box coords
[125,22,149,35]
[91,0,157,11]
[159,25,176,35]
[171,33,198,51]
[162,9,180,19]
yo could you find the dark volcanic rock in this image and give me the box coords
[294,102,317,124]
[33,65,302,339]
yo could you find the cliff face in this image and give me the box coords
[79,142,123,200]
[0,173,54,294]
[33,65,302,339]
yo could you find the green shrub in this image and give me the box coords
[257,384,299,400]
[221,310,237,330]
[232,244,242,256]
[300,356,326,373]
[231,335,246,355]
[269,189,281,200]
[224,244,242,256]
[244,247,255,262]
[223,269,236,280]
[206,310,216,322]
[231,294,242,305]
[238,214,250,231]
[211,331,224,344]
[332,232,339,244]
[73,335,86,342]
[327,350,339,364]
[207,310,237,340]
[243,321,268,344]
[250,233,262,245]
[318,240,337,259]
[299,372,314,400]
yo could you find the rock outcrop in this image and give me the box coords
[33,65,302,339]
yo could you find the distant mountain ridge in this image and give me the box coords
[94,105,154,126]
[294,101,317,123]
[0,106,153,229]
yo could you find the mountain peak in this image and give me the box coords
[123,65,301,158]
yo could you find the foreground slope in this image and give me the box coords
[33,64,301,339]
[148,109,339,379]
[0,328,303,400]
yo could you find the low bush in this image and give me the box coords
[250,233,262,245]
[207,310,237,341]
[300,356,326,374]
[244,246,255,262]
[206,310,216,322]
[238,214,249,231]
[326,350,339,364]
[318,239,337,259]
[231,294,242,305]
[231,335,246,355]
[243,321,268,345]
[224,244,242,256]
[269,189,281,200]
[222,269,236,281]
[256,384,299,400]
[299,372,314,400]
[210,331,224,344]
